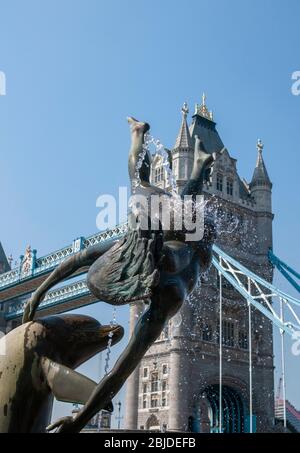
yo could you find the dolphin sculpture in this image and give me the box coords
[0,314,123,433]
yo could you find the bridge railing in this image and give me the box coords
[5,279,91,320]
[0,223,128,291]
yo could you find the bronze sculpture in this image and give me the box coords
[22,117,216,432]
[0,314,123,433]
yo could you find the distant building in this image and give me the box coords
[275,379,300,433]
[125,96,275,433]
[275,399,300,433]
[72,405,111,433]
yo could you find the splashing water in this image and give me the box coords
[104,307,117,375]
[145,133,178,193]
[132,132,177,194]
[132,143,148,193]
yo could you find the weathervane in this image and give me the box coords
[257,139,264,153]
[182,102,189,117]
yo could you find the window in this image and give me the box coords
[162,364,168,375]
[179,161,187,179]
[151,394,159,408]
[101,415,110,429]
[239,331,248,350]
[216,321,235,347]
[223,321,235,347]
[143,367,148,378]
[143,383,147,394]
[162,393,167,407]
[154,167,164,183]
[162,380,168,391]
[143,397,147,409]
[151,372,159,392]
[202,323,213,342]
[217,173,223,191]
[227,178,233,196]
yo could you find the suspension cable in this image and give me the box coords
[219,262,223,433]
[279,298,287,430]
[248,277,253,433]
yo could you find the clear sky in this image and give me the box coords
[0,0,299,427]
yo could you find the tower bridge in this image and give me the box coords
[0,224,127,303]
[1,96,300,433]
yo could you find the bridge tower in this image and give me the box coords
[125,96,275,433]
[0,242,10,333]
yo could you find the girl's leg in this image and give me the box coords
[181,135,214,198]
[127,117,151,186]
[22,240,116,323]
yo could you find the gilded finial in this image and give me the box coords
[194,93,214,121]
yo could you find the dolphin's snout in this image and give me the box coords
[99,325,124,344]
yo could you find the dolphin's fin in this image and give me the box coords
[41,357,97,405]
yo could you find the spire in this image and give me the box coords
[194,93,214,121]
[250,139,272,188]
[174,103,193,150]
[0,242,10,274]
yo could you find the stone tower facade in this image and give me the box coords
[124,96,275,433]
[0,242,10,334]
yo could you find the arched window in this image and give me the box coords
[151,371,159,392]
[154,167,164,183]
[146,414,160,431]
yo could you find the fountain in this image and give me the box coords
[3,116,216,433]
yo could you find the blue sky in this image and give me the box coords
[0,0,299,427]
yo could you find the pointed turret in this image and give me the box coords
[174,103,193,150]
[250,140,273,254]
[0,242,10,274]
[250,139,272,189]
[171,104,194,191]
